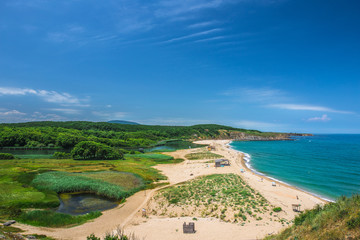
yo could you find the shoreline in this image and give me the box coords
[195,140,327,209]
[226,140,333,203]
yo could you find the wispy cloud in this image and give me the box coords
[0,86,87,106]
[49,108,82,115]
[223,87,288,103]
[188,21,220,29]
[269,104,354,114]
[47,24,89,45]
[156,0,228,18]
[0,110,26,116]
[161,28,223,43]
[92,111,127,120]
[307,114,331,122]
[235,120,283,130]
[193,36,226,43]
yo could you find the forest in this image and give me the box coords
[0,121,274,150]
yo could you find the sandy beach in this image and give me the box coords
[17,140,326,240]
[126,140,326,240]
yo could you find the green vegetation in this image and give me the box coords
[185,151,223,160]
[273,207,282,212]
[71,141,123,160]
[153,174,271,223]
[0,121,285,150]
[265,195,360,240]
[87,226,139,240]
[32,171,144,200]
[0,153,15,159]
[16,210,101,227]
[53,151,70,159]
[0,151,173,227]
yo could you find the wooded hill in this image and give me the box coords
[0,121,287,149]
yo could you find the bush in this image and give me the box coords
[88,226,139,240]
[71,141,123,160]
[0,153,15,160]
[273,207,282,212]
[53,152,70,159]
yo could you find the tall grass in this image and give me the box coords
[16,210,101,227]
[32,171,144,200]
[265,195,360,240]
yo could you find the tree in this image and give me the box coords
[71,141,123,160]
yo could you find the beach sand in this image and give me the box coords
[17,140,326,240]
[126,140,326,240]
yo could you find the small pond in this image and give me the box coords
[56,193,119,215]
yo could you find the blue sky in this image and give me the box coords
[0,0,359,133]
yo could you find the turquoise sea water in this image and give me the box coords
[230,135,360,201]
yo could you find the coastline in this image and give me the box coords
[227,140,333,203]
[18,139,328,240]
[195,140,327,213]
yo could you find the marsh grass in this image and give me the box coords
[16,210,101,227]
[0,156,168,227]
[32,171,144,200]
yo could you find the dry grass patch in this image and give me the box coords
[185,151,223,160]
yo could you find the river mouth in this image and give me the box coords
[57,192,119,215]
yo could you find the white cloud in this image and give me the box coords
[269,104,353,114]
[0,110,26,116]
[49,108,82,115]
[193,36,225,43]
[162,28,223,43]
[188,21,219,29]
[0,86,87,106]
[0,87,36,95]
[307,114,331,122]
[92,111,127,119]
[156,0,228,17]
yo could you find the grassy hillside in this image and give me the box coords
[265,195,360,240]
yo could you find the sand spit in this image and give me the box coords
[18,140,326,240]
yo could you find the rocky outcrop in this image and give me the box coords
[196,130,313,141]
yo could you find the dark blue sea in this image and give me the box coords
[230,135,360,201]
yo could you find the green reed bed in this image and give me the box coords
[32,171,144,200]
[16,210,101,227]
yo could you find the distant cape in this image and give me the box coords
[107,120,140,125]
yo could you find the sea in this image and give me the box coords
[230,134,360,202]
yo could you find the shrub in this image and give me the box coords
[53,152,70,159]
[273,207,282,212]
[71,141,123,160]
[0,153,15,160]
